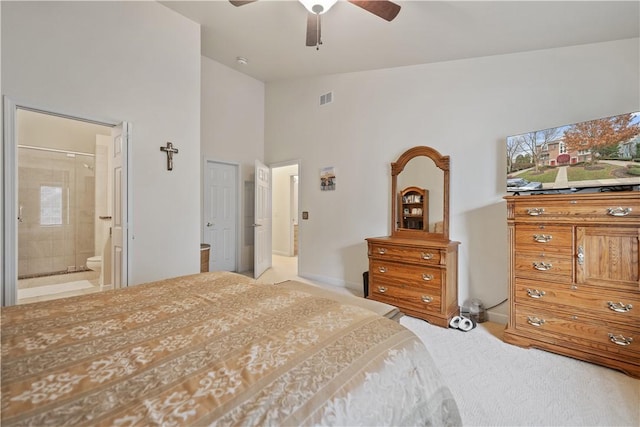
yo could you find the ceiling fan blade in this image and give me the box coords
[348,1,401,21]
[306,13,320,47]
[229,0,258,6]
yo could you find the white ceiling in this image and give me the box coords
[161,0,640,82]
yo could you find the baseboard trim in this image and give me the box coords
[487,310,508,325]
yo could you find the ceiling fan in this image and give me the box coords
[229,0,401,49]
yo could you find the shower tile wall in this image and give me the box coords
[18,148,95,278]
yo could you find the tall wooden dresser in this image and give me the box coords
[504,192,640,378]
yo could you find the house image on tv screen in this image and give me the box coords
[506,111,640,192]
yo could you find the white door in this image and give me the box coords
[204,161,237,271]
[111,122,129,288]
[254,160,272,278]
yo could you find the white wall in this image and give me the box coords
[2,1,201,286]
[0,1,3,305]
[265,38,640,322]
[200,56,265,272]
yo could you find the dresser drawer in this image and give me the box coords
[370,259,442,288]
[369,242,442,265]
[513,198,640,221]
[514,305,640,359]
[514,251,573,283]
[395,286,443,313]
[514,225,573,253]
[369,282,442,313]
[514,278,640,325]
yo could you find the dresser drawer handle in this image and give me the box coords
[577,246,584,266]
[532,234,552,243]
[422,273,434,281]
[532,262,552,271]
[607,301,633,313]
[526,316,545,327]
[378,266,387,273]
[421,295,433,303]
[526,208,545,216]
[377,286,388,294]
[377,247,387,255]
[606,207,632,217]
[526,288,546,299]
[608,333,633,346]
[420,252,434,260]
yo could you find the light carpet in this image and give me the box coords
[18,280,94,299]
[400,316,639,427]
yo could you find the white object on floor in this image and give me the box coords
[18,280,94,299]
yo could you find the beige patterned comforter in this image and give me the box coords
[1,271,460,426]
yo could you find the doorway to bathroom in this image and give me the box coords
[271,161,299,276]
[14,109,114,304]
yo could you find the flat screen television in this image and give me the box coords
[506,111,640,194]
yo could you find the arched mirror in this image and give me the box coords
[391,146,450,240]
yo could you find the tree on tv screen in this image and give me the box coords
[563,113,640,165]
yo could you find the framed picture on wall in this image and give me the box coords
[320,166,336,191]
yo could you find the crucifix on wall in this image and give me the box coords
[160,142,179,171]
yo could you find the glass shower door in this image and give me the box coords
[17,147,95,278]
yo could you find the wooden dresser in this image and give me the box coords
[366,236,459,328]
[369,146,459,328]
[504,192,640,378]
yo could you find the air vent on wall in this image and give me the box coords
[320,91,333,106]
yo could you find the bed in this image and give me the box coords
[1,271,461,426]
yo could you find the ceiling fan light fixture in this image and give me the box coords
[299,0,338,15]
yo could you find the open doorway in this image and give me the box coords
[271,162,299,275]
[15,109,113,304]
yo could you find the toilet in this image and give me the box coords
[86,255,103,285]
[86,235,112,288]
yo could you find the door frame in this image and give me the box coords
[289,174,299,256]
[270,159,301,271]
[203,158,240,272]
[2,97,131,306]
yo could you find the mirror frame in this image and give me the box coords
[391,146,450,240]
